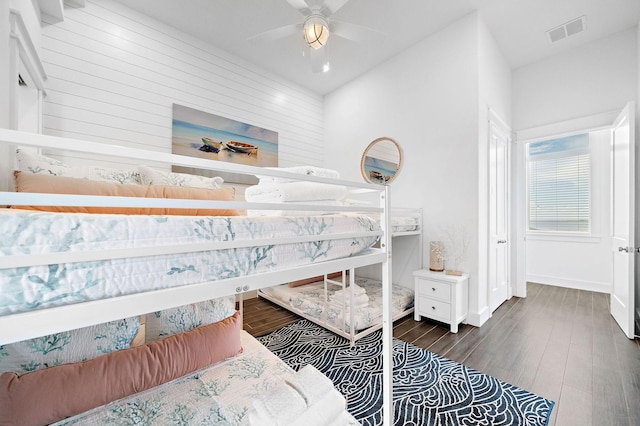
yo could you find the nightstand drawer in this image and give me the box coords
[418,297,450,322]
[417,279,450,301]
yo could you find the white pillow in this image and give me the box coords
[16,149,141,185]
[138,165,223,189]
[145,296,236,342]
[0,317,140,374]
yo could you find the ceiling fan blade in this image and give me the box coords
[286,0,311,14]
[321,0,349,16]
[309,47,326,73]
[331,20,386,44]
[247,23,301,42]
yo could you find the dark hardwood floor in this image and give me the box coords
[241,282,640,426]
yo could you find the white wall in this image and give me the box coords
[513,27,637,131]
[513,27,638,294]
[325,12,510,326]
[38,0,324,172]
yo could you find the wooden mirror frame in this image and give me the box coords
[360,137,403,185]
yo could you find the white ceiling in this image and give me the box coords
[113,0,640,95]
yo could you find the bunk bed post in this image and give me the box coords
[381,185,393,425]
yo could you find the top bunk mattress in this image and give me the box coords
[0,210,379,316]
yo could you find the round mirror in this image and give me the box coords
[361,137,403,184]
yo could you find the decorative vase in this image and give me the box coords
[429,241,444,272]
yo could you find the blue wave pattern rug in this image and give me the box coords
[257,320,554,426]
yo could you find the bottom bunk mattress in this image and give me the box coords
[54,330,360,426]
[259,277,414,332]
[0,209,379,316]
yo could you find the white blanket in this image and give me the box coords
[245,181,348,203]
[250,364,348,426]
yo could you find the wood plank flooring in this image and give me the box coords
[242,282,640,426]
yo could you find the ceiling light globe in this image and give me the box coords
[304,17,329,49]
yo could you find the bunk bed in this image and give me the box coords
[0,129,396,425]
[257,209,422,345]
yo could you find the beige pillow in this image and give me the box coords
[13,171,239,216]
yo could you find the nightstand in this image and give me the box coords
[413,269,469,333]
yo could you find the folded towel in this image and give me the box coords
[286,364,336,407]
[331,284,366,297]
[251,381,307,425]
[247,200,344,217]
[329,293,369,306]
[245,182,348,203]
[289,387,347,426]
[258,166,340,183]
[248,409,276,426]
[333,410,360,425]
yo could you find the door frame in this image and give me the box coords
[514,110,622,299]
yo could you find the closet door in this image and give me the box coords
[488,119,510,312]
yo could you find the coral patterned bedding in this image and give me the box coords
[0,209,379,316]
[52,331,360,426]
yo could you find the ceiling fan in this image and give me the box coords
[249,0,384,73]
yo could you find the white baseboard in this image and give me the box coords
[526,274,610,294]
[467,305,490,327]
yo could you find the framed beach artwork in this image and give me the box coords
[171,104,278,184]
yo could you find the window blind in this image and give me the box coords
[528,134,590,233]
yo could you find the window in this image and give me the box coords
[527,133,590,233]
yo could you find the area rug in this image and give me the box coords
[257,320,554,426]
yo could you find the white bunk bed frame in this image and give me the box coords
[257,207,422,346]
[0,128,396,426]
[258,269,413,347]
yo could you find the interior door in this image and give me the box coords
[489,120,510,312]
[610,102,635,339]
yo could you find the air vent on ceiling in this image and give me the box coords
[547,16,586,43]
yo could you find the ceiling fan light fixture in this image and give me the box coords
[304,16,329,49]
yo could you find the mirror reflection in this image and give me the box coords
[361,137,402,184]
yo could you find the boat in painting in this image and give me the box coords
[224,141,258,156]
[369,170,390,183]
[200,137,221,153]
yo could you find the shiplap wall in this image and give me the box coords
[39,0,323,171]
